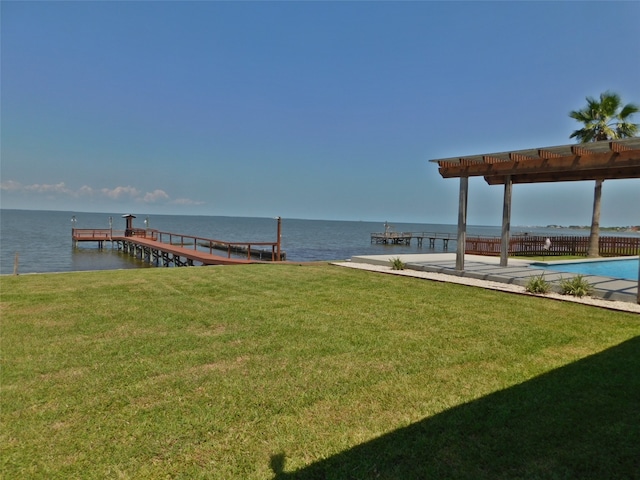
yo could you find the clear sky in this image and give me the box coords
[1,1,639,227]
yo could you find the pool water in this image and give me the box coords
[532,258,639,281]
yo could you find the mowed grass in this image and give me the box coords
[1,264,639,479]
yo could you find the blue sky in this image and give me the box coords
[1,1,639,226]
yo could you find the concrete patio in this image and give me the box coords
[348,253,639,305]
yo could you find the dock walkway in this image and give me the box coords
[114,236,253,266]
[72,227,283,266]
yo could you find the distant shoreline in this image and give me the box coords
[544,225,639,233]
[1,208,638,232]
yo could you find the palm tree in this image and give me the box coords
[569,91,639,257]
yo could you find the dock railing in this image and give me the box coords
[155,230,282,261]
[72,228,157,241]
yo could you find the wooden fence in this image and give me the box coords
[466,235,640,257]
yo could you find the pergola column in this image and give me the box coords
[456,176,468,271]
[500,176,512,267]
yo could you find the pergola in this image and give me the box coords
[430,136,640,303]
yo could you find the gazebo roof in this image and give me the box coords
[430,137,640,185]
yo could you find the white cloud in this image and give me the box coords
[141,189,170,203]
[0,180,24,192]
[1,179,203,208]
[100,185,139,200]
[25,182,73,195]
[78,185,95,196]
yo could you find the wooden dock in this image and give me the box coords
[371,231,452,249]
[72,226,285,267]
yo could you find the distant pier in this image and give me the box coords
[371,223,451,249]
[370,231,451,248]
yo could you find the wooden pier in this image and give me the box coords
[371,231,452,249]
[72,228,284,266]
[72,216,284,267]
[371,222,451,249]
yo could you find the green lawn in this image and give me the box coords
[2,264,639,479]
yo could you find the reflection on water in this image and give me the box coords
[70,246,153,272]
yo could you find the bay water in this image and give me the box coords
[0,209,613,275]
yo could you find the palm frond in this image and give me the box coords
[599,91,622,116]
[619,103,640,120]
[615,121,639,138]
[569,91,639,142]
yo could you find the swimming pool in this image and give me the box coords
[532,257,639,281]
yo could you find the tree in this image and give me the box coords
[569,92,639,257]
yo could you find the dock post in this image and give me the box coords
[276,217,282,262]
[71,215,77,247]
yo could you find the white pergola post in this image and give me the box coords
[456,176,468,271]
[500,176,512,267]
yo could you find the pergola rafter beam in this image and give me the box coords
[611,141,631,152]
[484,165,640,185]
[571,145,591,156]
[439,153,639,182]
[538,149,562,159]
[435,138,640,184]
[482,155,504,164]
[509,152,537,162]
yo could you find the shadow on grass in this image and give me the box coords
[272,337,640,479]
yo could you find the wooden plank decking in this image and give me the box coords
[115,236,253,266]
[72,228,282,266]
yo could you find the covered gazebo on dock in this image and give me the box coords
[430,136,640,303]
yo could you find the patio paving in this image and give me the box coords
[349,253,638,304]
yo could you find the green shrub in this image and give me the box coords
[390,257,406,270]
[525,273,551,294]
[559,275,593,298]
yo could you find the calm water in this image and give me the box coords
[0,209,633,275]
[532,258,640,281]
